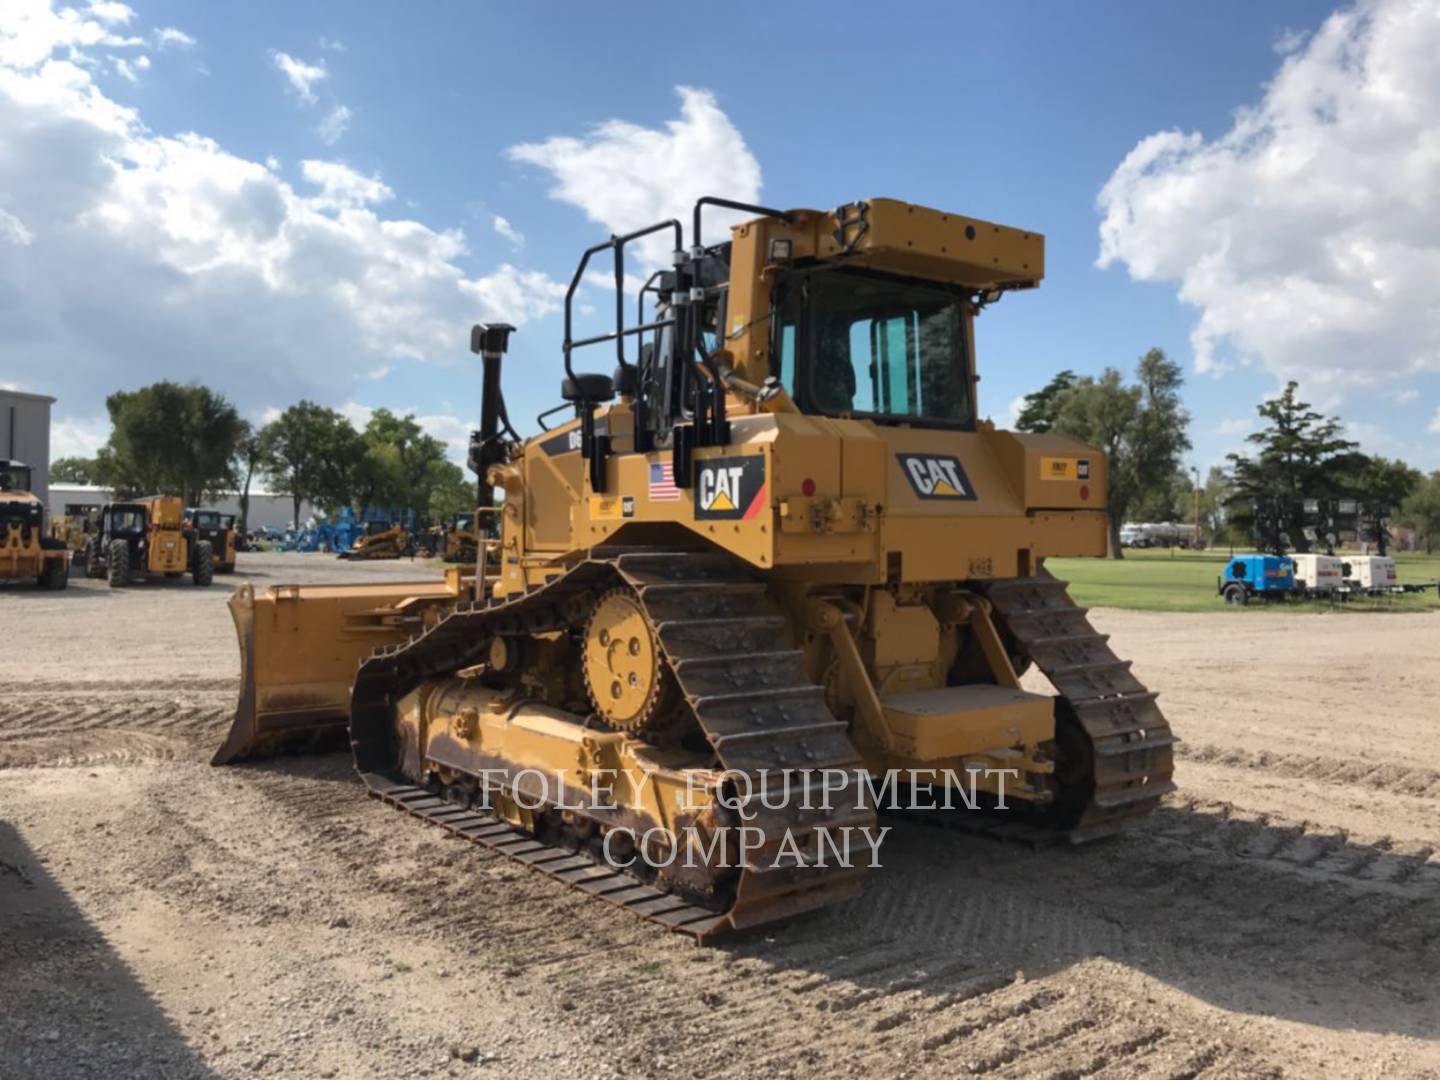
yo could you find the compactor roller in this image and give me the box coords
[215,196,1176,939]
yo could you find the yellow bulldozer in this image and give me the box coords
[215,197,1175,939]
[0,460,70,590]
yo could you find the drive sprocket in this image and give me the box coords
[582,587,677,732]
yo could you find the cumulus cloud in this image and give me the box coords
[508,86,762,264]
[318,103,351,145]
[2,0,142,66]
[492,215,523,248]
[271,50,325,104]
[1097,0,1440,399]
[1,2,566,444]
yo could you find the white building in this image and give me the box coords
[48,483,315,532]
[1,389,55,508]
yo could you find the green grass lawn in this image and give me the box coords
[1044,547,1440,613]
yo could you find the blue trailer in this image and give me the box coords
[1219,554,1295,606]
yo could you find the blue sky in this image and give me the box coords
[3,0,1438,473]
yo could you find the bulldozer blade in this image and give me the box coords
[212,579,457,765]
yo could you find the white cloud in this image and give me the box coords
[271,50,325,105]
[0,208,35,245]
[1430,408,1440,435]
[318,36,345,53]
[1393,387,1419,404]
[51,414,110,457]
[2,0,142,67]
[1097,0,1440,400]
[109,51,146,80]
[2,3,566,437]
[317,103,350,145]
[299,159,392,208]
[153,26,194,48]
[508,85,761,264]
[86,1,133,25]
[492,214,523,248]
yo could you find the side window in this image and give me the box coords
[778,324,797,397]
[1231,561,1246,579]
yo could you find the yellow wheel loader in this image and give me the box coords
[215,197,1175,939]
[83,495,214,587]
[0,460,70,590]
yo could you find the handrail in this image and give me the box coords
[562,219,682,380]
[692,197,792,252]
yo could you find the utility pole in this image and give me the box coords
[1192,466,1202,548]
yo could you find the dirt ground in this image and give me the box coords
[2,552,1438,1079]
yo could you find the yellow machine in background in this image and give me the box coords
[0,460,69,589]
[83,495,214,587]
[216,197,1175,938]
[440,512,478,563]
[337,522,410,560]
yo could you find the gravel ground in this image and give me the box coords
[1,552,1438,1078]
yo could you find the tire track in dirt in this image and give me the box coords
[1178,741,1440,799]
[0,730,196,769]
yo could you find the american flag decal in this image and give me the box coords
[648,461,680,502]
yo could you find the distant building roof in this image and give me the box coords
[0,389,57,405]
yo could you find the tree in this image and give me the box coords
[359,409,451,519]
[1199,466,1240,547]
[425,460,473,521]
[1226,382,1358,553]
[1397,471,1440,554]
[1014,370,1077,434]
[95,382,247,505]
[259,402,361,527]
[50,456,100,484]
[1335,454,1422,550]
[1130,468,1194,524]
[1051,349,1191,558]
[233,424,265,535]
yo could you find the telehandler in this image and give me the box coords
[83,495,214,587]
[186,508,238,573]
[215,197,1175,938]
[0,460,69,590]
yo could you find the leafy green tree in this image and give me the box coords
[1130,468,1195,523]
[1052,349,1191,558]
[1226,382,1358,553]
[1335,454,1422,549]
[425,459,473,522]
[259,402,362,527]
[1014,370,1077,433]
[1397,471,1440,554]
[95,382,247,505]
[50,456,100,484]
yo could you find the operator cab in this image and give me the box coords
[0,460,35,494]
[0,461,43,540]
